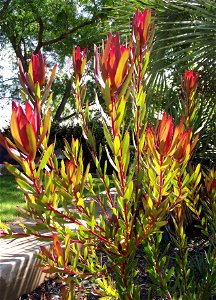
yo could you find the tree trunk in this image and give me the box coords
[53,79,72,122]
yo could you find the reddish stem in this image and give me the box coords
[29,161,41,194]
[157,155,164,206]
[100,175,120,227]
[155,252,173,300]
[47,204,115,247]
[73,189,106,233]
[77,86,118,227]
[121,262,133,300]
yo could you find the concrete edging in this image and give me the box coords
[0,236,52,300]
[0,189,117,299]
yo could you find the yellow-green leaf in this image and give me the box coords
[37,144,54,173]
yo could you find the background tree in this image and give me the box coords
[0,0,113,122]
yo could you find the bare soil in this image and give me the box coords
[18,234,214,300]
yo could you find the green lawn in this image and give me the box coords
[0,174,26,222]
[0,174,111,222]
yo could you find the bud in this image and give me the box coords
[18,50,57,98]
[9,101,41,160]
[0,100,50,162]
[66,160,77,187]
[132,9,151,51]
[158,113,174,156]
[29,51,46,87]
[19,50,46,90]
[94,33,130,95]
[72,46,87,80]
[173,131,190,161]
[182,70,199,99]
[146,113,192,162]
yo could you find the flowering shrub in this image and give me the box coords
[0,9,215,300]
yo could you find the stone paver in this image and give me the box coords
[0,236,52,300]
[0,189,117,300]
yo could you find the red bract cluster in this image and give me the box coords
[10,101,41,160]
[18,50,57,99]
[146,113,191,162]
[15,101,39,134]
[0,101,50,161]
[182,70,199,99]
[94,33,130,95]
[30,51,46,87]
[19,50,46,89]
[72,46,87,80]
[132,8,151,51]
[158,113,174,156]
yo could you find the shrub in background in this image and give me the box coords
[0,9,215,300]
[49,118,112,174]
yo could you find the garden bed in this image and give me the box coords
[19,234,213,300]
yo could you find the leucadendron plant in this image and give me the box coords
[0,9,215,300]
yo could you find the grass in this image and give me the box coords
[84,176,113,196]
[0,174,26,222]
[0,174,112,223]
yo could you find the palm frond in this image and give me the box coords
[107,0,216,165]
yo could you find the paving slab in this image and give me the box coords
[0,189,117,300]
[0,236,52,300]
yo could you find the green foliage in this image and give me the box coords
[110,0,216,166]
[0,0,114,122]
[0,8,216,300]
[1,1,215,168]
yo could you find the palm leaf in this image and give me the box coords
[106,0,216,165]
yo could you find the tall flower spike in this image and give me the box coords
[72,47,87,81]
[94,33,130,95]
[132,9,151,51]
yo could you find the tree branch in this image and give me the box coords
[9,33,28,72]
[42,13,104,47]
[0,0,12,19]
[53,79,72,122]
[0,77,18,83]
[57,102,93,123]
[35,17,44,53]
[58,112,77,123]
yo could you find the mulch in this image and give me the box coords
[9,220,214,300]
[18,244,151,300]
[18,235,209,300]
